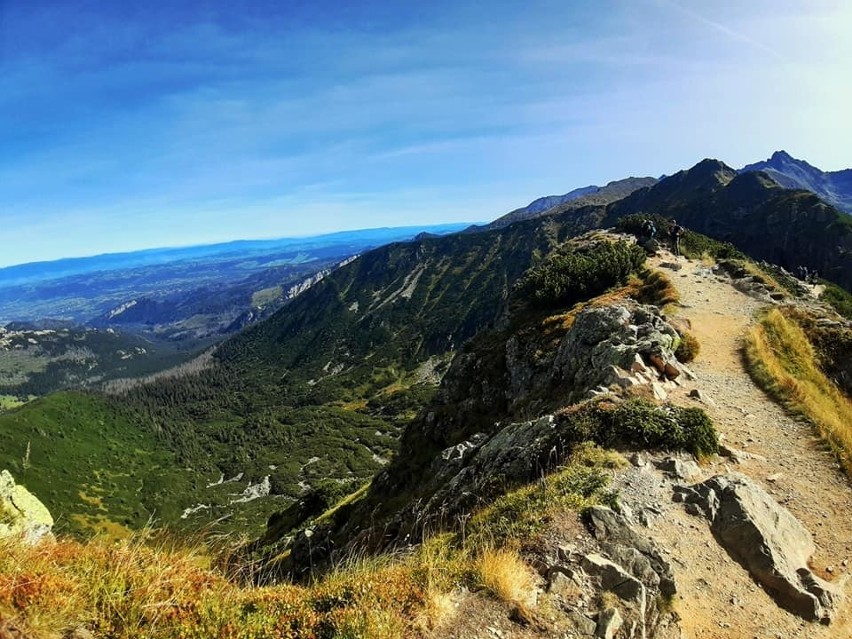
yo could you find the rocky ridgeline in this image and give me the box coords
[339,301,694,543]
[537,502,682,639]
[555,303,692,402]
[526,455,845,638]
[0,469,53,543]
[278,268,850,637]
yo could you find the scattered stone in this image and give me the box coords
[629,452,646,468]
[659,262,683,271]
[596,607,623,639]
[663,362,680,380]
[717,443,766,464]
[688,388,715,406]
[606,365,639,389]
[585,506,677,597]
[558,544,578,563]
[674,473,842,622]
[656,457,702,481]
[630,353,648,374]
[548,570,576,596]
[569,612,598,636]
[430,433,489,482]
[651,382,668,401]
[766,473,783,483]
[679,364,698,381]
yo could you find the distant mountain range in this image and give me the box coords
[740,150,852,214]
[600,158,852,289]
[0,224,470,335]
[477,176,658,231]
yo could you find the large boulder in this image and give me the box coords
[675,473,841,623]
[0,470,53,543]
[554,303,683,401]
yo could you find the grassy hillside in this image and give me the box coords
[0,393,193,536]
[0,444,625,639]
[0,217,585,536]
[744,308,852,475]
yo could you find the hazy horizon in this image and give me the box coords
[2,0,850,267]
[0,221,477,271]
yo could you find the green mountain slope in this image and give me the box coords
[4,156,849,540]
[0,392,193,536]
[604,160,852,289]
[0,213,600,536]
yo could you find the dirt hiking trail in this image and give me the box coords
[637,251,852,638]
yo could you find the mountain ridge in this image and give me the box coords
[740,150,852,214]
[480,176,657,231]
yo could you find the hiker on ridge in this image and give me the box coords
[641,218,657,240]
[669,220,685,257]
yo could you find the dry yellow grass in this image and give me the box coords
[476,548,538,610]
[636,270,680,309]
[742,261,786,298]
[744,308,852,475]
[0,533,426,639]
[0,442,626,638]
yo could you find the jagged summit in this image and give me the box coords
[665,158,737,190]
[740,151,852,214]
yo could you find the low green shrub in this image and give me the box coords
[562,398,718,458]
[635,270,680,307]
[821,282,852,320]
[466,443,622,544]
[617,214,744,261]
[517,240,646,309]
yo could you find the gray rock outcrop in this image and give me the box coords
[554,303,684,400]
[0,469,54,543]
[544,506,678,639]
[675,473,841,623]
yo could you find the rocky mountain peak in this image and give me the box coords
[770,149,794,163]
[686,158,737,185]
[740,151,852,214]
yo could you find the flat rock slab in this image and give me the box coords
[675,473,842,623]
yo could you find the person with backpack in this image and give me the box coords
[669,220,685,257]
[641,218,657,240]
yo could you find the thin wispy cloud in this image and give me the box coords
[0,0,847,267]
[658,0,786,61]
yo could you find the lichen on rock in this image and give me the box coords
[0,469,54,543]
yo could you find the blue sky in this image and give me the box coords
[1,0,850,267]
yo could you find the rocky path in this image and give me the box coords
[630,253,852,638]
